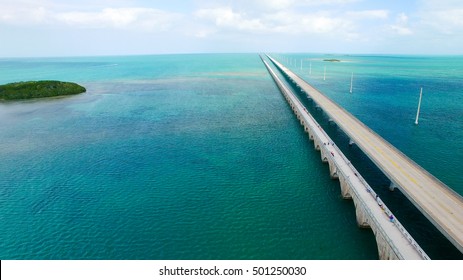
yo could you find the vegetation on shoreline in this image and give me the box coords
[323,59,341,62]
[0,81,86,100]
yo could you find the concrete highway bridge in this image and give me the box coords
[261,54,463,259]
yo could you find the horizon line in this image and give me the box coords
[2,51,463,59]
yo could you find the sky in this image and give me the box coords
[1,0,463,57]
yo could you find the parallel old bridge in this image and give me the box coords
[261,54,463,259]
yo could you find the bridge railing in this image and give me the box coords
[334,149,430,260]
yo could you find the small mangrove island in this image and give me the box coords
[323,59,341,62]
[0,80,86,100]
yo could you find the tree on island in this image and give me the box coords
[0,81,86,100]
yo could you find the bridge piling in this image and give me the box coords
[372,225,400,260]
[389,182,398,192]
[328,159,339,179]
[339,174,352,199]
[352,195,371,228]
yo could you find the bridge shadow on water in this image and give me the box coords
[280,72,463,260]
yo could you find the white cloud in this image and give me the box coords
[2,0,462,55]
[0,0,51,25]
[389,13,412,35]
[247,0,360,10]
[56,8,182,31]
[419,9,463,34]
[195,7,355,37]
[195,7,266,32]
[415,0,463,34]
[0,2,182,32]
[195,0,360,16]
[288,12,354,34]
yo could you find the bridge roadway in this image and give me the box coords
[262,57,428,259]
[266,55,463,254]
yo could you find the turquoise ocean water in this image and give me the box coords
[0,54,461,259]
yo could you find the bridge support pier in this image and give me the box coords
[389,182,398,192]
[320,147,329,162]
[315,139,322,152]
[352,195,371,228]
[309,132,314,141]
[303,125,315,143]
[339,174,352,199]
[371,225,400,260]
[328,159,338,179]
